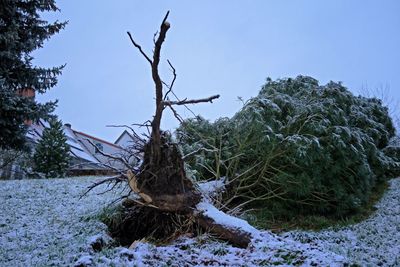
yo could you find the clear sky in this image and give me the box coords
[34,1,400,142]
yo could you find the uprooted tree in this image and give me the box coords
[125,12,218,213]
[87,11,256,248]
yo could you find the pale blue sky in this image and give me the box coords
[34,1,400,141]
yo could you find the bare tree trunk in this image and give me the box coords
[127,11,219,213]
[150,13,170,165]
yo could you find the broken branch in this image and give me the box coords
[163,94,220,106]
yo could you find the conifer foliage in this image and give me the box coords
[0,0,66,150]
[178,76,400,217]
[33,119,70,178]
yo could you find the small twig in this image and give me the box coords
[153,30,159,44]
[80,174,127,199]
[84,138,132,169]
[106,124,146,145]
[0,150,23,169]
[131,119,152,128]
[163,59,177,101]
[165,103,184,123]
[106,124,136,134]
[170,90,197,118]
[182,146,218,160]
[131,123,152,134]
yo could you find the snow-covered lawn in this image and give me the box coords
[0,176,399,266]
[0,176,118,266]
[285,178,400,266]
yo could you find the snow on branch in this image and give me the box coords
[163,94,220,106]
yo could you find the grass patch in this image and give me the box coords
[245,181,389,232]
[97,205,125,230]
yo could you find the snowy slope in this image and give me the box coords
[0,176,120,266]
[1,176,399,266]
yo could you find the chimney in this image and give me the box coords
[18,88,35,126]
[15,88,36,126]
[18,88,35,98]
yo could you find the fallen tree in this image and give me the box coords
[177,76,400,219]
[86,11,256,248]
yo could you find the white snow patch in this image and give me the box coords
[74,255,93,266]
[196,200,259,237]
[197,178,226,199]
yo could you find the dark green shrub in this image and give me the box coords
[177,76,400,217]
[33,119,70,178]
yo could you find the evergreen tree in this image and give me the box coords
[178,76,400,217]
[0,0,67,150]
[33,119,70,178]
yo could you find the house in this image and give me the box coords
[0,120,137,179]
[33,121,136,175]
[114,130,137,148]
[66,124,132,174]
[0,87,137,179]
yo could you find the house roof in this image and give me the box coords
[114,130,136,145]
[27,120,128,159]
[63,127,99,163]
[26,121,101,164]
[73,130,122,149]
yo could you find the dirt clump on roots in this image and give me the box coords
[102,200,201,246]
[135,134,201,214]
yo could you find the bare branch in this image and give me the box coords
[182,146,218,160]
[106,124,146,145]
[165,103,184,123]
[163,59,177,100]
[84,138,132,170]
[163,94,220,106]
[161,10,170,25]
[0,149,23,169]
[153,30,159,44]
[127,31,152,65]
[132,122,151,128]
[106,124,136,134]
[80,174,127,199]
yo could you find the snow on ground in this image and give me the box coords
[284,178,400,266]
[0,176,121,267]
[0,176,399,266]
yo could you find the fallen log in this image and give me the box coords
[194,200,257,248]
[120,197,256,248]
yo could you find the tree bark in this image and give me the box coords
[150,14,170,165]
[195,214,252,248]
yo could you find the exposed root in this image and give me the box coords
[102,202,201,246]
